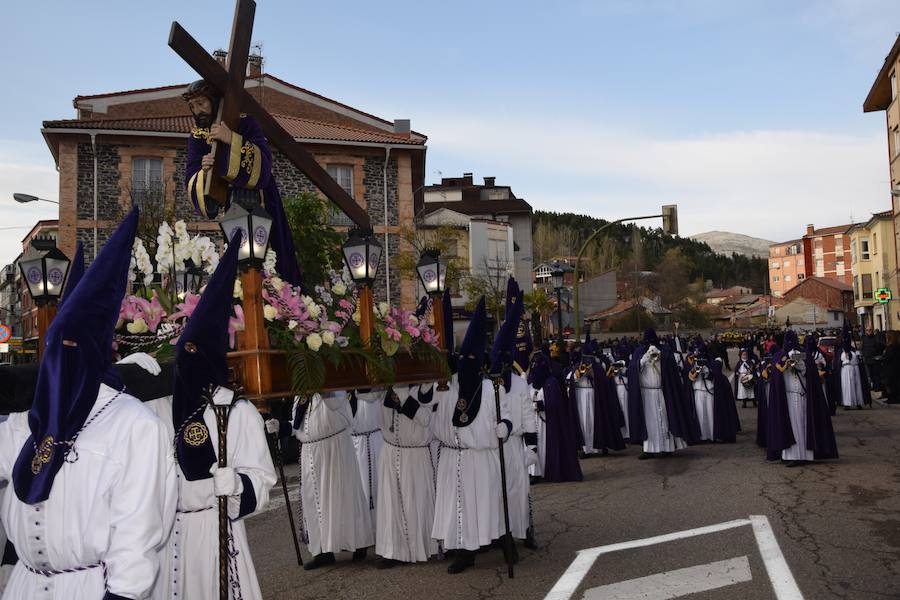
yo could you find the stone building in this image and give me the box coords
[782,276,855,325]
[40,58,427,308]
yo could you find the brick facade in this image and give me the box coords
[782,277,855,323]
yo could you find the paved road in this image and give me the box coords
[247,397,900,599]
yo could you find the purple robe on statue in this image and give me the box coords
[185,114,303,287]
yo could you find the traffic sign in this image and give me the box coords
[0,324,10,344]
[876,288,892,304]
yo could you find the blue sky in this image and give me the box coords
[2,0,900,264]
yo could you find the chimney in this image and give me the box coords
[247,54,263,78]
[463,172,473,185]
[213,49,228,66]
[806,224,815,236]
[483,176,496,187]
[393,119,411,139]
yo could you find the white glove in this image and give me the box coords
[265,418,280,435]
[210,465,243,497]
[495,422,510,440]
[116,352,161,375]
[525,448,539,468]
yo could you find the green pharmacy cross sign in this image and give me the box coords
[875,288,892,304]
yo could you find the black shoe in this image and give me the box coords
[742,401,747,408]
[303,552,335,570]
[524,528,538,550]
[447,550,476,574]
[638,452,655,460]
[375,557,404,569]
[857,406,864,411]
[661,452,674,458]
[601,448,609,456]
[352,547,368,562]
[785,460,801,468]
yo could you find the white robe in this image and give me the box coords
[0,384,176,600]
[640,347,686,454]
[376,385,437,563]
[614,373,630,440]
[571,373,596,454]
[503,374,537,540]
[783,358,814,461]
[147,397,276,600]
[351,390,384,526]
[692,369,715,441]
[840,351,865,407]
[528,387,546,478]
[0,415,11,595]
[735,362,755,400]
[431,376,512,551]
[292,392,374,556]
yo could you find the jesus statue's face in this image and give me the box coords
[188,96,215,128]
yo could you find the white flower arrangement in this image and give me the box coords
[130,239,154,286]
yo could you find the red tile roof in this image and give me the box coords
[804,224,853,237]
[42,113,424,146]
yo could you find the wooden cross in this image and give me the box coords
[169,0,371,228]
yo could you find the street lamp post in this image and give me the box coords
[13,193,59,205]
[551,264,565,357]
[572,205,678,340]
[415,248,447,350]
[342,228,383,349]
[19,246,71,360]
[220,204,274,406]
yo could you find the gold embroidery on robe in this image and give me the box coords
[184,422,210,447]
[191,127,211,142]
[225,132,244,182]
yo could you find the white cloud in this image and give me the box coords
[0,140,59,265]
[420,113,890,243]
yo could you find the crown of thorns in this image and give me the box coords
[182,80,219,102]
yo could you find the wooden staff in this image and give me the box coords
[211,387,235,600]
[265,423,303,566]
[491,374,515,579]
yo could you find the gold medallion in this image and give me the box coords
[31,436,55,475]
[456,398,467,411]
[184,422,209,447]
[460,414,468,424]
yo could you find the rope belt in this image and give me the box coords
[25,562,106,578]
[439,442,469,452]
[177,506,215,514]
[384,439,430,449]
[352,428,379,511]
[351,429,380,438]
[298,428,346,445]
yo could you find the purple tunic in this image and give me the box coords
[186,115,303,287]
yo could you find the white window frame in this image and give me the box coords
[326,164,354,197]
[861,239,871,260]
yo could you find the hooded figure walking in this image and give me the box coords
[765,331,838,466]
[0,209,176,600]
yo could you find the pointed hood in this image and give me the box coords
[490,292,524,390]
[643,328,660,347]
[59,242,84,307]
[454,297,487,427]
[173,232,241,480]
[441,289,455,371]
[504,277,520,320]
[13,209,138,504]
[804,331,820,355]
[783,330,800,353]
[841,322,853,354]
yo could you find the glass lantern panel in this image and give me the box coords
[249,213,273,260]
[367,243,383,281]
[43,256,70,298]
[19,257,46,299]
[343,242,369,282]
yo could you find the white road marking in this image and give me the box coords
[544,516,802,600]
[750,515,804,600]
[582,555,752,600]
[544,519,751,600]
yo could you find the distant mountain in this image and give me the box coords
[689,231,774,259]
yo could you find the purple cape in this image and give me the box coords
[590,357,626,451]
[541,376,583,482]
[765,352,839,461]
[755,364,770,448]
[627,344,701,446]
[686,359,741,443]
